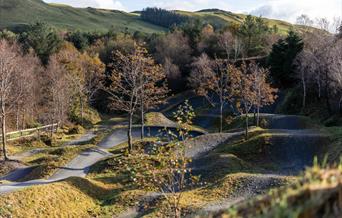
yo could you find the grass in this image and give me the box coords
[1,111,340,217]
[0,171,145,217]
[0,0,166,33]
[177,9,310,35]
[224,114,319,131]
[1,123,111,181]
[96,116,127,126]
[144,112,176,127]
[0,177,114,217]
[320,126,342,163]
[0,0,310,35]
[175,172,294,214]
[208,164,342,218]
[7,138,47,155]
[89,131,296,216]
[15,124,115,181]
[145,112,207,133]
[70,105,102,129]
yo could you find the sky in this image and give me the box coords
[43,0,342,24]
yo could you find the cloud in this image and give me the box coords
[250,0,342,23]
[95,0,125,10]
[43,0,342,23]
[44,0,125,10]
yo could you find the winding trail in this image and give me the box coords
[116,113,330,217]
[0,110,330,218]
[0,126,203,194]
[190,114,330,215]
[0,131,97,182]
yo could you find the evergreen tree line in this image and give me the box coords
[140,7,190,28]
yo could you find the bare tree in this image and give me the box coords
[0,40,37,160]
[155,30,192,68]
[218,31,233,60]
[44,55,72,135]
[163,57,182,87]
[332,17,342,34]
[132,101,196,218]
[189,54,232,132]
[106,45,146,152]
[295,50,312,109]
[231,63,256,139]
[138,47,168,139]
[218,30,243,62]
[315,17,330,32]
[14,51,41,131]
[250,63,277,126]
[296,14,314,27]
[327,39,342,112]
[295,32,335,111]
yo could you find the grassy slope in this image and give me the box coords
[177,10,304,34]
[0,177,114,217]
[0,0,165,33]
[207,166,342,218]
[0,1,306,34]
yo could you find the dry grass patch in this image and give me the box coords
[0,177,117,217]
[145,112,177,127]
[206,166,342,218]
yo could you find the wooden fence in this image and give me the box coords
[1,123,59,142]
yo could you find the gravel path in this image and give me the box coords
[185,132,244,158]
[197,174,289,215]
[188,115,329,215]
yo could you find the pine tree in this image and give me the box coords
[268,30,304,88]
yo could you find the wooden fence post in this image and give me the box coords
[37,127,40,140]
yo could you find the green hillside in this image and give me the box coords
[179,9,300,34]
[0,1,301,34]
[0,0,166,33]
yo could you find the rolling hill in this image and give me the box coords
[0,0,300,34]
[179,9,297,34]
[0,0,166,33]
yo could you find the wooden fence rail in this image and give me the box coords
[1,123,59,142]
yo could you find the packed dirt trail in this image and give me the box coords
[118,114,329,217]
[191,114,329,215]
[0,126,202,194]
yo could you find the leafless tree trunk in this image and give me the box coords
[1,102,8,160]
[189,55,232,133]
[339,96,342,114]
[219,62,224,133]
[301,70,307,110]
[140,96,144,140]
[245,109,249,140]
[15,105,19,130]
[128,112,133,153]
[79,95,84,126]
[257,105,260,127]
